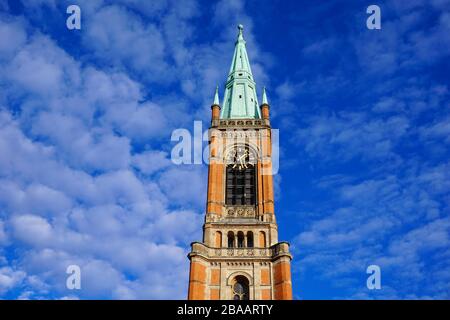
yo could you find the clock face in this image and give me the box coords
[226,146,256,169]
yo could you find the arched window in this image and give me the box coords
[237,231,244,248]
[232,276,249,300]
[215,231,222,248]
[225,146,256,205]
[247,231,254,248]
[227,231,235,248]
[259,231,266,247]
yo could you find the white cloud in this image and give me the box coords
[388,218,450,258]
[0,267,26,295]
[32,111,132,171]
[419,116,450,144]
[0,104,206,298]
[153,210,203,244]
[83,5,168,81]
[24,184,73,216]
[107,102,169,141]
[158,166,207,208]
[372,97,406,113]
[11,215,53,246]
[292,160,450,298]
[132,150,171,175]
[6,35,80,97]
[294,112,409,162]
[0,38,196,303]
[275,81,305,101]
[0,220,7,245]
[0,0,270,300]
[0,17,27,60]
[80,260,124,298]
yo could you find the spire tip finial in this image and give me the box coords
[262,86,269,105]
[237,24,244,41]
[213,85,220,106]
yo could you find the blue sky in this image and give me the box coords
[0,0,449,299]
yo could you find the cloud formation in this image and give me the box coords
[0,0,449,300]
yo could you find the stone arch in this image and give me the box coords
[231,275,250,300]
[215,231,222,247]
[226,271,253,286]
[247,231,254,247]
[259,231,266,247]
[237,231,245,248]
[227,231,235,248]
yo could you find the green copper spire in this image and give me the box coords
[262,86,268,105]
[213,85,220,105]
[220,25,261,119]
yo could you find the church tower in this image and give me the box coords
[187,25,293,300]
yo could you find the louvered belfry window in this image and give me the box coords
[226,160,256,206]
